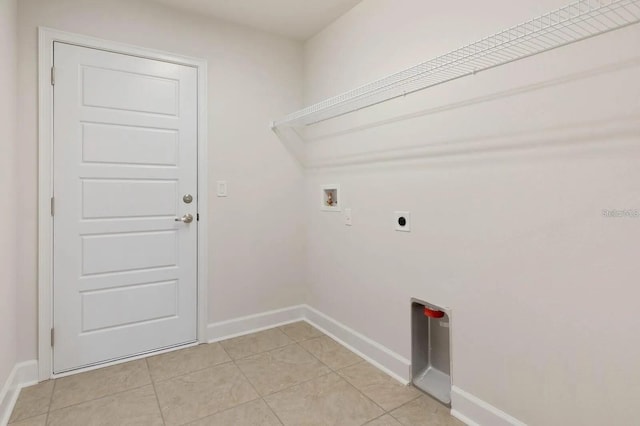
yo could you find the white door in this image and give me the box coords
[53,42,199,373]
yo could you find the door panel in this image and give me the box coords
[81,123,178,166]
[81,66,179,115]
[81,231,178,275]
[81,180,178,218]
[53,42,198,373]
[81,280,178,332]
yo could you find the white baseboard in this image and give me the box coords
[451,386,527,426]
[206,305,523,426]
[303,305,411,384]
[0,360,38,426]
[207,305,306,343]
[205,304,411,384]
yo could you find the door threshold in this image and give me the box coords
[52,340,199,379]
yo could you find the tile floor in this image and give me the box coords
[8,322,464,426]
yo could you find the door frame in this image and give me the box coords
[37,27,209,381]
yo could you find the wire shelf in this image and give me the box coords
[272,0,640,129]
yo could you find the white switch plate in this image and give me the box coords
[344,208,352,226]
[216,181,227,197]
[394,211,411,232]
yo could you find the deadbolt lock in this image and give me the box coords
[183,194,193,204]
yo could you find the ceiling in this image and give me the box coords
[150,0,363,40]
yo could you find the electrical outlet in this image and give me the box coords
[394,211,411,232]
[345,208,352,226]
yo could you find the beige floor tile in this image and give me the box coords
[220,328,292,359]
[154,362,258,426]
[338,362,421,411]
[390,395,464,426]
[8,381,54,423]
[279,322,323,342]
[264,373,383,426]
[187,399,282,426]
[300,336,362,370]
[236,344,331,396]
[8,414,47,426]
[365,414,402,426]
[147,343,231,382]
[50,359,150,411]
[47,385,163,426]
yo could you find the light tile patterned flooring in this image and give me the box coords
[8,322,463,426]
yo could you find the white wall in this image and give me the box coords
[303,1,640,425]
[0,0,18,394]
[17,0,305,362]
[12,1,640,423]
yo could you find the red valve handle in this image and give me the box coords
[424,307,445,318]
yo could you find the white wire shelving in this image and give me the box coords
[271,0,640,130]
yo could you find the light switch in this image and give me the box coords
[345,208,352,226]
[216,181,227,197]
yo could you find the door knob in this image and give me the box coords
[175,214,194,224]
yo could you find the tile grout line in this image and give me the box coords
[45,378,57,425]
[306,337,424,424]
[339,371,389,418]
[204,323,314,363]
[220,343,261,398]
[45,382,153,416]
[227,341,296,362]
[221,343,259,395]
[263,325,329,426]
[259,328,392,426]
[263,342,336,392]
[151,344,258,426]
[223,339,287,426]
[259,368,336,425]
[228,333,338,423]
[288,324,457,425]
[260,397,285,426]
[323,344,423,420]
[39,326,316,421]
[362,412,393,426]
[361,411,389,426]
[338,363,431,421]
[299,336,365,375]
[21,323,429,426]
[150,359,236,386]
[295,337,388,420]
[220,327,295,361]
[6,381,56,425]
[175,343,268,425]
[385,393,427,425]
[270,325,389,424]
[146,358,167,426]
[244,327,375,425]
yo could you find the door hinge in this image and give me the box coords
[50,197,55,216]
[51,67,56,86]
[50,328,55,347]
[197,213,200,221]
